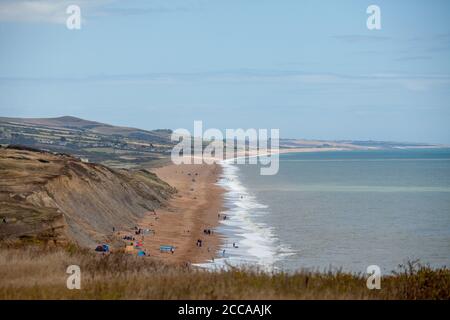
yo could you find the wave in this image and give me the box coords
[195,160,293,270]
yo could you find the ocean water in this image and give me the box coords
[207,149,450,274]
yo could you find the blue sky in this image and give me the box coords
[0,0,449,143]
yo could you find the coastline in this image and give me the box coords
[198,160,292,270]
[139,147,363,265]
[136,163,224,265]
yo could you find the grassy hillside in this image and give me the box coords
[0,116,174,168]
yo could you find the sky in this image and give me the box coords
[0,0,449,143]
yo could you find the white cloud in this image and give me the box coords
[1,70,448,93]
[0,0,109,24]
[0,0,201,23]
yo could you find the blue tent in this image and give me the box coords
[95,244,110,252]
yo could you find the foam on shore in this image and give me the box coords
[196,159,293,270]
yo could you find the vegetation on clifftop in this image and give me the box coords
[0,246,448,300]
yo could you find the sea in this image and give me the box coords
[202,149,450,274]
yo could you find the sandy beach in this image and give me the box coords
[121,147,357,265]
[122,163,224,264]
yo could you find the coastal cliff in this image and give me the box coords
[0,145,175,247]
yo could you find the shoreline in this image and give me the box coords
[135,147,360,265]
[134,146,384,265]
[134,163,224,265]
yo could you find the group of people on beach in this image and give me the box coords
[134,226,143,235]
[107,201,235,263]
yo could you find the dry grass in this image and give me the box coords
[0,246,449,300]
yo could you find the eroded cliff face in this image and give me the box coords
[0,145,175,247]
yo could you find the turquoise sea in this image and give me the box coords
[211,149,450,274]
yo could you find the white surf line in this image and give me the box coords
[195,160,294,271]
